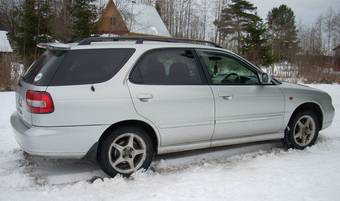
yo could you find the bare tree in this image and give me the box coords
[0,0,21,36]
[332,11,340,48]
[323,8,337,52]
[200,0,208,40]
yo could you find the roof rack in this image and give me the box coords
[77,36,222,48]
[37,42,72,50]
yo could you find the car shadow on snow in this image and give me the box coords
[21,139,284,186]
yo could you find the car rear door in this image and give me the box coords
[196,49,285,142]
[128,48,215,147]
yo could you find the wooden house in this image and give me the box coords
[0,30,13,55]
[96,0,170,37]
[0,30,14,90]
[0,30,13,66]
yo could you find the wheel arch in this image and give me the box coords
[97,120,160,158]
[288,102,323,130]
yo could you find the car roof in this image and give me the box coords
[69,40,263,73]
[39,37,233,54]
[38,39,263,74]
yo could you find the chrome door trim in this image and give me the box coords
[158,132,284,154]
[159,121,214,129]
[216,113,284,125]
[211,132,283,147]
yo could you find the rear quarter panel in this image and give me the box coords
[16,80,47,126]
[35,50,144,127]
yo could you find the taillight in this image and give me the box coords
[26,90,54,114]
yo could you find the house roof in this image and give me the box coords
[96,0,129,35]
[96,0,170,37]
[333,45,340,51]
[129,4,170,37]
[0,31,13,53]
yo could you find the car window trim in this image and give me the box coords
[129,47,208,86]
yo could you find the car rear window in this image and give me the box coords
[22,48,135,86]
[22,50,66,86]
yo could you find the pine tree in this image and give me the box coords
[16,0,38,64]
[69,0,97,39]
[215,0,259,52]
[267,5,298,62]
[241,19,274,66]
[13,0,54,65]
[36,0,53,40]
[51,0,73,42]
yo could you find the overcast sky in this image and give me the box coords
[248,0,340,26]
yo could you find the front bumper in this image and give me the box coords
[322,103,335,130]
[10,112,106,159]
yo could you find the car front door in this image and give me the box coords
[196,49,285,142]
[128,48,215,148]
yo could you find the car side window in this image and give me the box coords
[130,48,205,85]
[196,50,259,85]
[49,48,135,86]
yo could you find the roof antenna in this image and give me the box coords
[136,39,143,44]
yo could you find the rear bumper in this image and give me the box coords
[10,112,106,159]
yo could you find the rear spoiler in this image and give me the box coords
[37,43,72,50]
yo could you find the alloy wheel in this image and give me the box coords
[293,115,316,146]
[108,133,147,174]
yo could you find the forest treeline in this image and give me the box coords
[0,0,339,89]
[156,0,340,69]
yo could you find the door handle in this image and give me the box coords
[136,93,153,102]
[219,94,233,100]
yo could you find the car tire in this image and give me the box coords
[284,110,320,150]
[98,126,154,177]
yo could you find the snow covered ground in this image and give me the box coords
[0,84,339,201]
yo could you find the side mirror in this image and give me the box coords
[261,72,272,84]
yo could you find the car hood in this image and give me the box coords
[278,82,324,94]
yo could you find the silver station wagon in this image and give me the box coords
[11,37,335,177]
